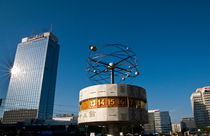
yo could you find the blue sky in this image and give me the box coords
[0,0,210,123]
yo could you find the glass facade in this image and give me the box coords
[3,33,60,124]
[154,111,172,134]
[144,110,172,134]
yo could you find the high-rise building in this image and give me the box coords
[144,110,172,134]
[191,87,210,127]
[3,32,60,124]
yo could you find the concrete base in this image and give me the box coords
[78,84,148,136]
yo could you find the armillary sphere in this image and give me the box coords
[87,44,139,84]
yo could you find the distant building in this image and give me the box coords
[24,115,78,126]
[180,117,196,132]
[56,114,74,117]
[3,32,60,124]
[53,114,77,123]
[191,86,210,127]
[171,124,181,133]
[144,110,172,134]
[53,116,78,124]
[144,110,155,134]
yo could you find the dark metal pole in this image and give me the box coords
[85,125,88,136]
[111,68,114,84]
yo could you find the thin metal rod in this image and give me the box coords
[111,68,114,84]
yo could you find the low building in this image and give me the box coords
[172,124,181,133]
[181,117,196,133]
[24,114,78,126]
[52,114,78,125]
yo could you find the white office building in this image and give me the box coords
[191,86,210,127]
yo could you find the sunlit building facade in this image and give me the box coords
[144,110,172,134]
[191,86,210,127]
[3,32,60,124]
[171,124,181,133]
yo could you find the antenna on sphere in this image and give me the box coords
[31,29,34,36]
[50,24,53,32]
